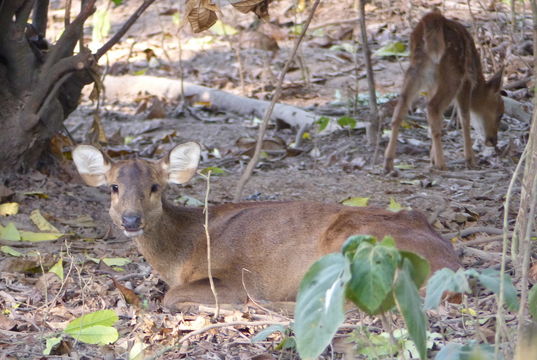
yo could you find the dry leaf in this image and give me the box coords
[185,0,218,33]
[0,202,19,216]
[112,278,141,307]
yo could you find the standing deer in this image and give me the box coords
[384,10,504,172]
[73,142,460,310]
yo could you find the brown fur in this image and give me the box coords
[74,143,460,310]
[384,10,504,172]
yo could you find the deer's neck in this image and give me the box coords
[134,200,204,284]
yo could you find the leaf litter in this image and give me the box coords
[0,0,533,358]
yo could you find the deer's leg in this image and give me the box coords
[384,67,422,173]
[455,81,476,168]
[163,280,244,312]
[427,85,457,170]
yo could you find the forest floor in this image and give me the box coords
[0,0,534,358]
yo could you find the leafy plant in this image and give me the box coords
[425,268,519,312]
[294,235,430,359]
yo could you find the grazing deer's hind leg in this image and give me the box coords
[456,81,476,168]
[384,67,423,173]
[426,84,457,170]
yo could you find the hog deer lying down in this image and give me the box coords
[73,142,460,310]
[384,10,504,172]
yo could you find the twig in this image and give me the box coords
[309,17,360,31]
[442,226,504,241]
[95,0,156,60]
[202,170,219,318]
[357,0,380,161]
[233,0,321,202]
[148,320,289,360]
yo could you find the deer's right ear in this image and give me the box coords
[162,142,201,184]
[72,145,111,187]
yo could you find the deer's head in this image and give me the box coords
[72,142,201,237]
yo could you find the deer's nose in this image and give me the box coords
[122,214,141,230]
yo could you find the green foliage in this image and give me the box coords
[48,258,64,281]
[252,324,287,343]
[200,166,225,175]
[294,253,350,359]
[209,20,238,36]
[341,197,369,207]
[316,116,330,132]
[0,245,22,256]
[469,268,519,311]
[346,237,400,314]
[336,116,357,129]
[294,235,429,359]
[111,0,123,5]
[528,285,537,319]
[435,342,495,360]
[64,310,119,345]
[43,337,62,355]
[394,259,427,360]
[374,41,409,57]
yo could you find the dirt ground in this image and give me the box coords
[0,0,534,358]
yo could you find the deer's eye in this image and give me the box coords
[110,184,119,193]
[150,184,159,193]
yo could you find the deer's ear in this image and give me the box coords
[487,68,503,92]
[72,145,111,187]
[162,142,201,184]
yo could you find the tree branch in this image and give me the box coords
[15,0,35,27]
[32,0,49,36]
[22,48,94,130]
[95,0,156,60]
[42,0,96,74]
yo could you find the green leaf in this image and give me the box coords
[1,245,22,257]
[103,258,131,267]
[424,268,470,310]
[252,324,287,342]
[341,234,376,258]
[337,116,357,129]
[43,336,62,355]
[294,253,350,359]
[475,268,519,312]
[49,258,64,281]
[66,324,118,345]
[20,230,63,242]
[387,197,405,212]
[111,0,123,5]
[133,68,148,76]
[529,285,537,319]
[200,166,225,175]
[341,197,369,207]
[316,116,330,132]
[65,309,118,335]
[435,342,495,360]
[346,240,400,314]
[400,251,430,288]
[1,222,21,241]
[374,41,409,57]
[30,209,60,232]
[394,259,427,360]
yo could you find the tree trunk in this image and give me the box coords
[0,0,97,173]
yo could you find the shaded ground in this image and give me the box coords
[0,0,533,358]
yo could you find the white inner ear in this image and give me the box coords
[72,145,111,182]
[166,142,201,184]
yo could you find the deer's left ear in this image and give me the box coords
[161,142,201,184]
[487,68,503,92]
